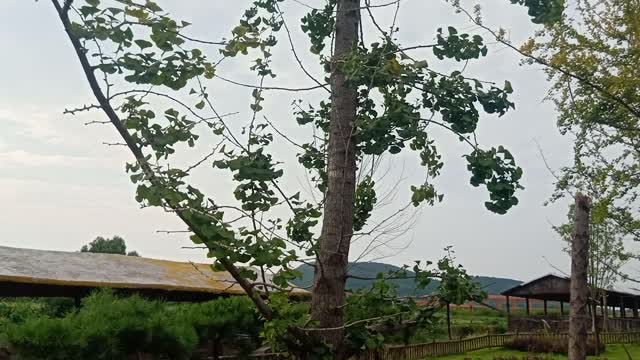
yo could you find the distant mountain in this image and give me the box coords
[291,262,522,296]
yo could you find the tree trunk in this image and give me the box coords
[569,193,591,360]
[310,0,360,358]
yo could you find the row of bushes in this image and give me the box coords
[0,291,261,360]
[504,336,606,356]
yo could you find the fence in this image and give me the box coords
[220,331,640,360]
[508,314,640,333]
[358,332,640,360]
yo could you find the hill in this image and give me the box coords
[291,262,522,296]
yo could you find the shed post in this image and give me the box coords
[544,300,548,316]
[613,305,617,318]
[633,299,638,319]
[561,301,565,316]
[526,297,530,316]
[506,296,511,329]
[620,297,626,318]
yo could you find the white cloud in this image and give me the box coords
[0,106,61,143]
[0,149,92,168]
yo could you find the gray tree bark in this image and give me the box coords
[569,193,591,360]
[310,0,360,358]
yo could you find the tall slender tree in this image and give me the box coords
[45,0,552,356]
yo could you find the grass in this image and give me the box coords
[428,344,640,359]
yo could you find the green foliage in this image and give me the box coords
[434,247,486,306]
[508,0,564,25]
[466,147,523,214]
[80,235,139,256]
[6,317,84,360]
[178,296,261,347]
[0,300,50,325]
[53,0,531,356]
[433,27,487,61]
[504,335,605,356]
[353,176,377,232]
[4,290,260,359]
[300,0,336,55]
[524,0,640,239]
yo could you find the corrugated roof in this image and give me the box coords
[0,246,308,297]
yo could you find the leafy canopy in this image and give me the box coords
[48,0,544,354]
[80,235,140,257]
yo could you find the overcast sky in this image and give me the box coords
[0,0,599,282]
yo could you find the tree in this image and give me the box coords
[518,0,640,238]
[555,200,630,334]
[568,193,590,360]
[430,246,485,340]
[80,236,140,257]
[47,0,539,357]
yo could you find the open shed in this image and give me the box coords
[0,245,308,303]
[501,274,640,332]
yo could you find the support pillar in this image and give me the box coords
[561,301,565,316]
[526,297,530,316]
[621,297,626,318]
[544,300,548,316]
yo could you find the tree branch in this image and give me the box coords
[51,0,273,320]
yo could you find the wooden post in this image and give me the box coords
[544,300,548,316]
[569,193,590,360]
[620,297,626,318]
[447,302,452,340]
[526,297,530,316]
[633,299,638,318]
[613,305,617,318]
[561,301,565,316]
[506,296,511,331]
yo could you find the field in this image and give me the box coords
[430,344,640,359]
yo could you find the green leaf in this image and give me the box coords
[134,39,153,49]
[145,1,163,12]
[195,100,205,110]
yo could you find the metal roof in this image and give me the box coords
[501,273,640,306]
[0,246,308,300]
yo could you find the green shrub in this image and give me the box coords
[6,317,84,360]
[503,336,605,355]
[4,290,259,359]
[179,296,260,344]
[0,300,48,324]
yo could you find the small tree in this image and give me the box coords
[434,247,486,340]
[555,200,630,337]
[80,236,140,257]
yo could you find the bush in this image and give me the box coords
[6,317,85,360]
[503,336,605,356]
[4,290,259,359]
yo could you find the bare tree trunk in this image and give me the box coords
[310,0,360,358]
[569,193,591,360]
